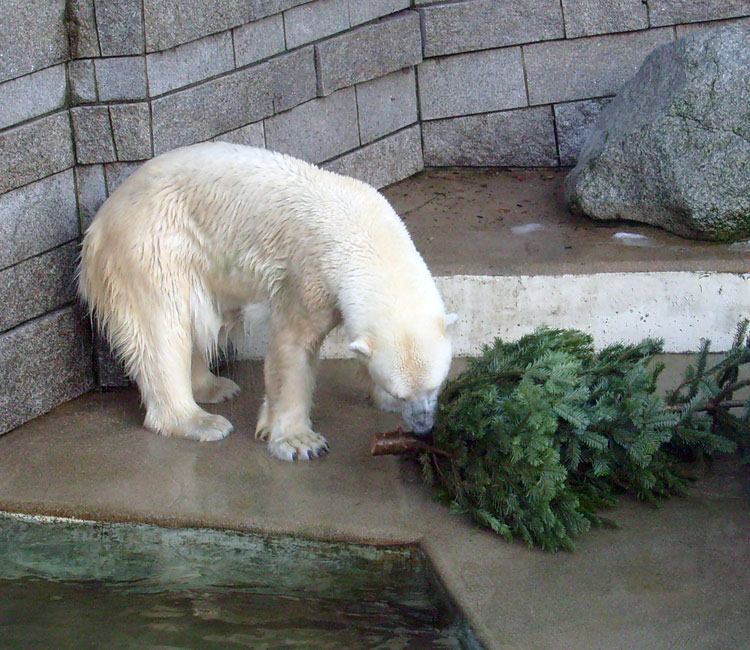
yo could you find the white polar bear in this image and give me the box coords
[78,143,456,461]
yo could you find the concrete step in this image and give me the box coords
[326,168,748,355]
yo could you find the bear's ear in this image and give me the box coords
[443,313,459,330]
[349,338,372,358]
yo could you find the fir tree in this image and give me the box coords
[408,323,750,551]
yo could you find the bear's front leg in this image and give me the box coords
[261,324,329,461]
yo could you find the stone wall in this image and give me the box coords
[1,0,748,433]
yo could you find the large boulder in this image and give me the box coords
[565,26,750,242]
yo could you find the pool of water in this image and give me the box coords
[0,513,482,649]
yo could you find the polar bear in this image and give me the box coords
[78,143,456,461]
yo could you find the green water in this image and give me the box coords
[0,514,481,649]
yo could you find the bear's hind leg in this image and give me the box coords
[191,348,240,404]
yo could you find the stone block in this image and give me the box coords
[315,12,422,95]
[110,103,153,161]
[419,0,563,57]
[94,0,145,56]
[324,125,423,189]
[524,28,674,105]
[554,98,611,166]
[267,47,318,113]
[0,0,68,83]
[71,106,117,164]
[152,64,275,154]
[285,0,350,48]
[561,0,648,38]
[233,14,286,67]
[68,59,98,104]
[104,162,141,194]
[0,112,74,194]
[147,31,234,96]
[348,0,410,26]
[418,48,526,120]
[0,243,79,333]
[250,0,310,20]
[0,171,78,269]
[0,64,67,131]
[423,106,558,167]
[676,16,750,38]
[648,0,749,27]
[265,88,359,164]
[93,335,130,388]
[68,0,101,58]
[214,122,265,148]
[0,307,94,435]
[94,57,148,101]
[143,0,253,51]
[75,164,107,231]
[356,68,417,144]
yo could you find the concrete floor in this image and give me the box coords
[2,169,749,649]
[384,169,749,276]
[1,358,748,650]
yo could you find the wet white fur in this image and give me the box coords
[78,143,455,461]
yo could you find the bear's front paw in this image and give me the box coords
[268,430,329,461]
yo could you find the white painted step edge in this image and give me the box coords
[234,271,750,359]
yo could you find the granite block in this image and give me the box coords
[68,0,101,58]
[323,125,423,189]
[68,59,98,104]
[265,88,359,163]
[675,16,750,37]
[0,243,79,333]
[0,64,67,131]
[0,307,94,435]
[554,97,611,166]
[423,106,558,167]
[151,64,275,154]
[419,0,563,57]
[648,0,750,27]
[75,164,107,231]
[250,0,311,20]
[233,14,286,67]
[94,0,145,56]
[315,12,422,95]
[266,47,317,113]
[524,28,674,105]
[110,103,153,161]
[356,68,417,144]
[71,106,117,164]
[94,57,148,101]
[561,0,648,38]
[0,0,68,83]
[285,0,350,48]
[214,122,265,148]
[104,162,142,194]
[0,170,78,269]
[418,48,526,120]
[0,112,74,194]
[143,0,253,51]
[147,31,235,96]
[348,0,410,25]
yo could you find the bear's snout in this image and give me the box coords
[403,397,437,436]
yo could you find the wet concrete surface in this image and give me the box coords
[383,169,750,276]
[1,358,749,650]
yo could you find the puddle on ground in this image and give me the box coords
[0,513,482,650]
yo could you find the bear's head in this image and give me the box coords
[350,313,458,435]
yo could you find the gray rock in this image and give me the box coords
[71,106,117,164]
[110,103,153,161]
[648,0,749,27]
[68,0,101,58]
[214,122,265,148]
[75,164,107,231]
[94,57,147,101]
[233,14,285,67]
[554,98,611,166]
[0,64,67,131]
[565,26,750,242]
[68,59,98,104]
[356,68,417,145]
[561,0,647,38]
[95,0,145,56]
